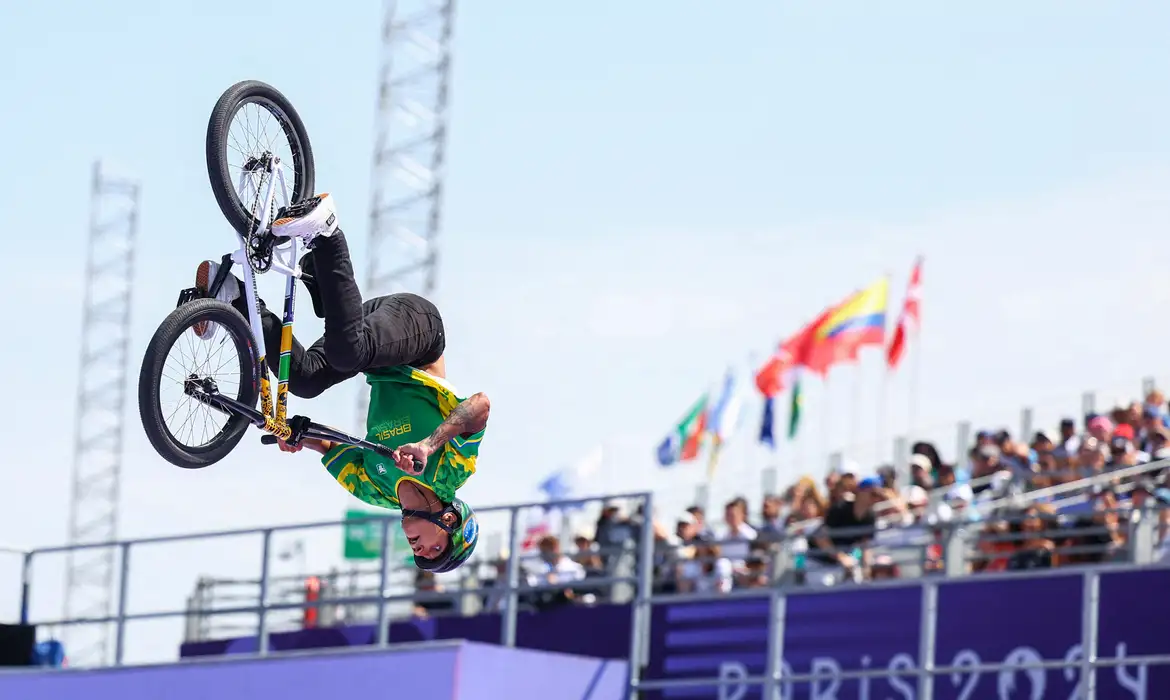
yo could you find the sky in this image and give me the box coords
[2,0,1170,666]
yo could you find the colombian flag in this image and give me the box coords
[803,278,889,375]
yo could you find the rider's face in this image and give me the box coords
[401,516,451,559]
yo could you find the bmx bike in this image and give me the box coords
[137,79,420,472]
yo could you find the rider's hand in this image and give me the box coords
[276,438,332,454]
[394,442,432,475]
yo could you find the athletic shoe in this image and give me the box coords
[272,193,338,246]
[193,260,241,340]
[298,249,326,319]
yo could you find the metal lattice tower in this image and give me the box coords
[360,0,454,424]
[64,161,140,667]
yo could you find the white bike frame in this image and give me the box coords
[226,156,302,429]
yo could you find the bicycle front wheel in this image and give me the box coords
[138,299,260,469]
[206,80,316,236]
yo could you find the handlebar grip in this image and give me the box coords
[261,435,278,445]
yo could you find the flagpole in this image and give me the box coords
[821,372,832,470]
[851,363,862,457]
[909,331,921,444]
[878,368,889,465]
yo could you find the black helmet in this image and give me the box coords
[400,498,479,573]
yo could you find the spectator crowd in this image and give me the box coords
[407,390,1170,616]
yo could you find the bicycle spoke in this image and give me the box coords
[158,319,243,449]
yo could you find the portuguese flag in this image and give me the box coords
[656,393,709,467]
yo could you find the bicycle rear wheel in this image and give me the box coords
[138,299,260,469]
[206,80,315,236]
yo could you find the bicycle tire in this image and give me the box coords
[206,80,316,236]
[138,299,260,469]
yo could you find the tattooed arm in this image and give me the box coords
[421,392,491,452]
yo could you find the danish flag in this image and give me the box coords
[886,257,922,370]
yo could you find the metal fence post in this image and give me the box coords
[1020,406,1033,444]
[376,516,393,646]
[257,529,273,656]
[763,588,788,700]
[114,543,131,666]
[761,467,778,498]
[1081,570,1101,699]
[1082,391,1096,421]
[917,579,939,700]
[19,552,33,625]
[627,491,656,698]
[501,507,522,647]
[694,482,709,514]
[955,421,971,470]
[893,435,909,488]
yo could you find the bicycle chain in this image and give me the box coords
[244,165,276,274]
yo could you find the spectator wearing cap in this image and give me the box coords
[826,461,859,505]
[1087,415,1114,444]
[909,454,934,490]
[684,505,715,541]
[969,444,1004,493]
[1107,428,1147,470]
[675,513,703,546]
[945,483,981,523]
[812,476,879,580]
[912,440,942,465]
[1032,430,1056,457]
[904,485,930,521]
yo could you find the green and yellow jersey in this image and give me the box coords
[320,366,485,508]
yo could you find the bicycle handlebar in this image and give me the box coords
[259,434,424,473]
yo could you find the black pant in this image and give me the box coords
[234,229,446,398]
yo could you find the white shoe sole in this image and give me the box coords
[272,193,338,243]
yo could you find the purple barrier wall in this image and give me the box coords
[0,641,629,700]
[181,568,1170,699]
[181,603,635,660]
[649,569,1169,700]
[456,643,628,700]
[0,643,459,700]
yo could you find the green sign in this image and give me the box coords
[343,509,411,563]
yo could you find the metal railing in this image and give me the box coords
[7,479,1170,698]
[8,492,657,679]
[633,563,1170,698]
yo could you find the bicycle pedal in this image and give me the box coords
[176,286,206,308]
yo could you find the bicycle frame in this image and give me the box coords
[182,156,406,465]
[231,159,297,440]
